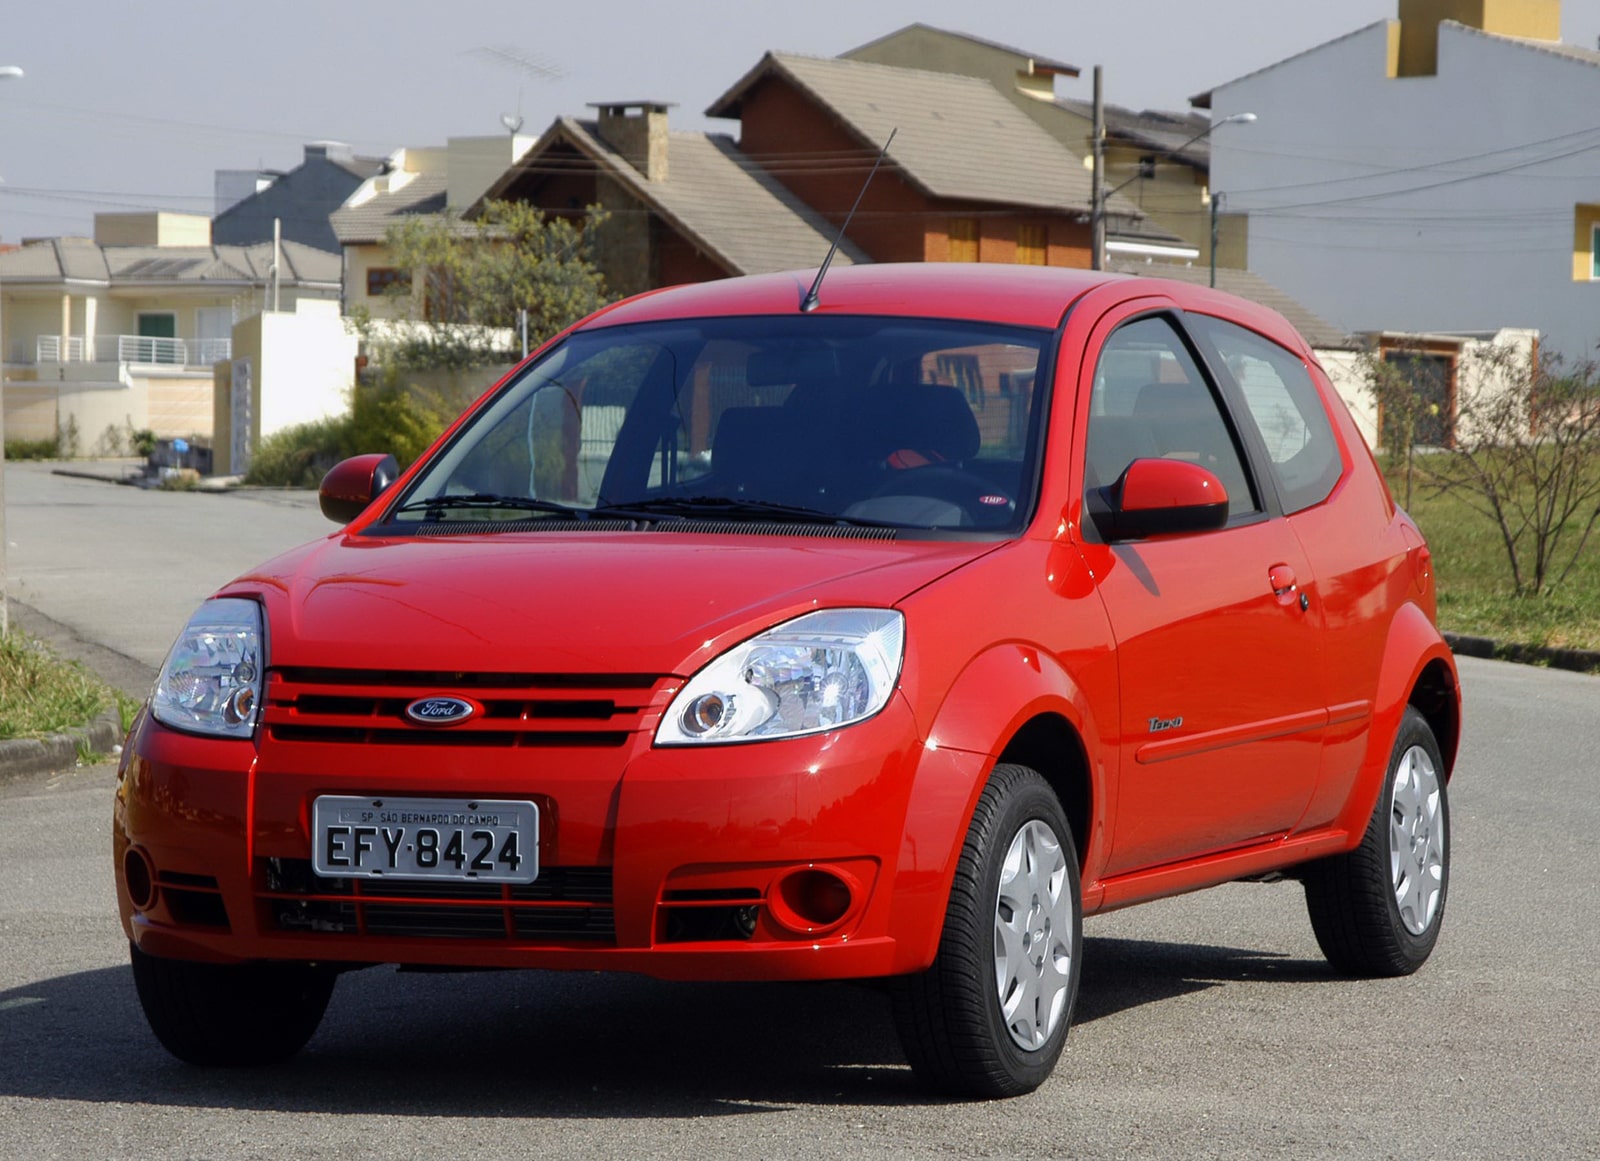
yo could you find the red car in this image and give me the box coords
[114,264,1458,1097]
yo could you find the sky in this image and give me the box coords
[3,0,1600,243]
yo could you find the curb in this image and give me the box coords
[0,708,124,784]
[1443,631,1600,676]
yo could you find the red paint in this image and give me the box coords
[115,265,1458,1001]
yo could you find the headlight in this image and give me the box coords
[656,609,904,746]
[150,598,265,740]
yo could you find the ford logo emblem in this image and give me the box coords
[404,696,480,727]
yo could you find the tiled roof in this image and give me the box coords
[842,24,1079,77]
[493,118,865,276]
[1455,21,1600,68]
[330,173,449,245]
[707,52,1141,217]
[1055,99,1216,169]
[1109,259,1354,349]
[0,236,341,287]
[330,155,390,182]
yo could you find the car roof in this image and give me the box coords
[580,263,1313,357]
[585,263,1112,331]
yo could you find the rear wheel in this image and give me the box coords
[129,942,335,1065]
[1303,707,1449,976]
[892,763,1082,1098]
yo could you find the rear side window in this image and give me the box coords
[1193,316,1342,514]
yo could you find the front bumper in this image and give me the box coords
[113,698,980,981]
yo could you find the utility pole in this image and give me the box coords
[1210,192,1223,288]
[0,64,25,636]
[1089,66,1105,272]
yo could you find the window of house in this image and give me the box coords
[948,219,978,263]
[1016,224,1047,266]
[367,267,408,298]
[1574,205,1600,281]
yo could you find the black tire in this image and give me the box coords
[892,763,1082,1098]
[1303,707,1450,977]
[129,942,335,1065]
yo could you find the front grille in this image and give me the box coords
[262,858,615,942]
[261,668,671,748]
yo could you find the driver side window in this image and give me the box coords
[1085,316,1257,519]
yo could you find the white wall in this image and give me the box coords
[257,298,357,436]
[1212,21,1600,361]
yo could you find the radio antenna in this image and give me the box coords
[800,127,896,313]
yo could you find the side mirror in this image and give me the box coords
[1101,457,1228,541]
[319,453,400,525]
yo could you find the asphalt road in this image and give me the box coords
[4,461,329,695]
[1,462,1597,1159]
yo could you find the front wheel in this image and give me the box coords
[892,763,1082,1098]
[129,942,336,1065]
[1303,706,1449,976]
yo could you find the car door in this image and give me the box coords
[1076,310,1326,876]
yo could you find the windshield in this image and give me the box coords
[385,315,1052,534]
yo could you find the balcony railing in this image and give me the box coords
[32,334,231,366]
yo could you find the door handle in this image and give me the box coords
[1269,564,1309,611]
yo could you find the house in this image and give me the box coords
[841,24,1239,267]
[213,142,388,254]
[480,102,868,299]
[1200,0,1600,362]
[0,212,340,450]
[703,51,1146,268]
[331,135,535,321]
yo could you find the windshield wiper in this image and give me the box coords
[394,493,586,520]
[591,495,892,527]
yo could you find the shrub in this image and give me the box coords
[4,438,59,461]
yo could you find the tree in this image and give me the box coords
[360,200,614,368]
[1373,343,1600,597]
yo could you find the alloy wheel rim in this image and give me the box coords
[1389,744,1446,936]
[993,818,1074,1051]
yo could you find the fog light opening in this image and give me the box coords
[771,867,855,935]
[123,848,157,911]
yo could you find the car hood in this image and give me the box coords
[227,530,1000,676]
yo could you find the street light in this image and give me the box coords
[1089,104,1255,271]
[0,64,22,636]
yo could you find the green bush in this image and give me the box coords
[243,376,469,488]
[4,438,59,461]
[245,414,351,488]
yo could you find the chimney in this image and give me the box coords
[305,140,355,164]
[589,102,673,181]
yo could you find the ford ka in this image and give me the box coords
[114,263,1459,1097]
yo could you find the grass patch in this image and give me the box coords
[1393,471,1600,652]
[0,629,119,740]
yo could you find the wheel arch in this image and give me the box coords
[886,643,1109,974]
[1408,655,1461,778]
[1330,601,1460,842]
[995,713,1093,875]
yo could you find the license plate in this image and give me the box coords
[311,796,539,884]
